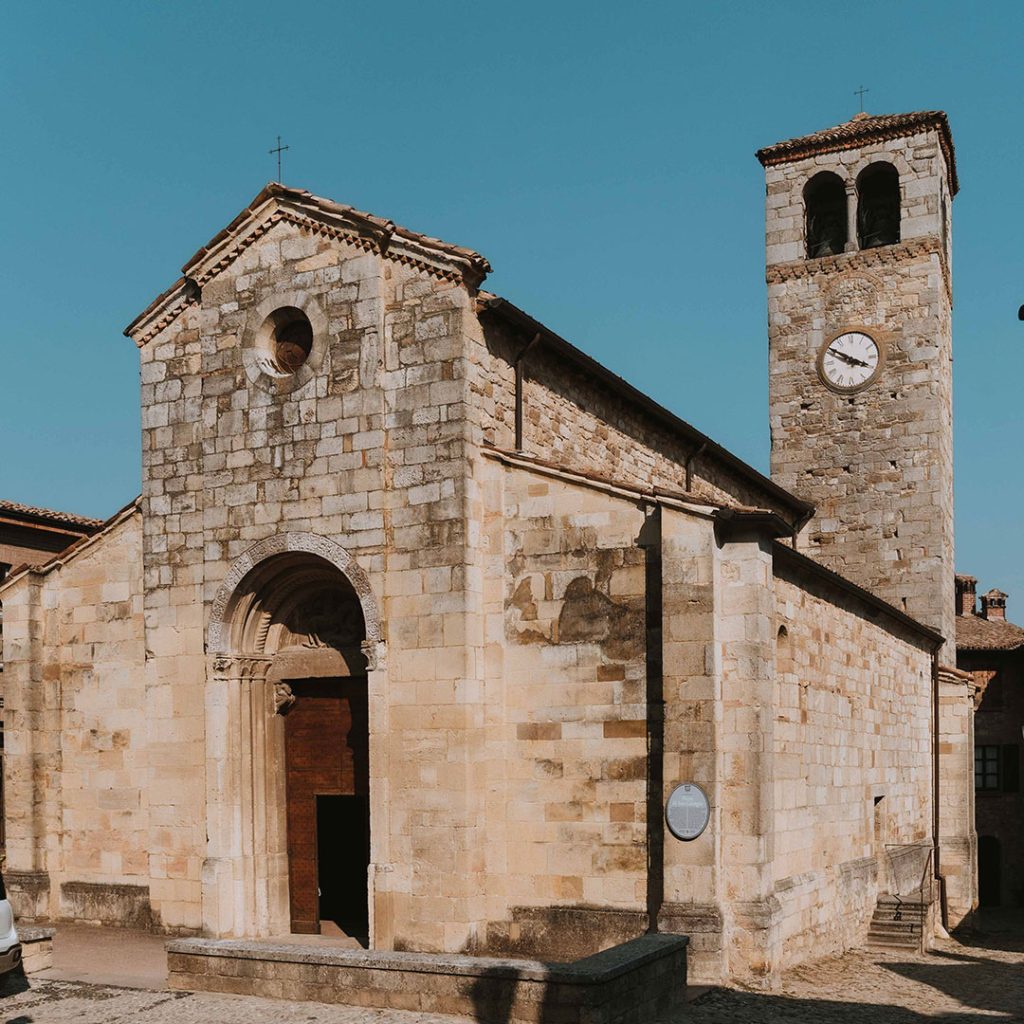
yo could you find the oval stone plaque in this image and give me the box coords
[665,782,710,841]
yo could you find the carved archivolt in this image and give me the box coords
[207,532,381,657]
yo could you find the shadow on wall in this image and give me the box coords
[468,966,563,1024]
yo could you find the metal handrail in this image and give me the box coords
[917,847,933,953]
[880,842,934,951]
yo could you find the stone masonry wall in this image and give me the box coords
[472,315,800,523]
[766,127,955,657]
[478,459,651,959]
[1,511,149,923]
[138,217,487,945]
[937,668,977,927]
[772,558,934,966]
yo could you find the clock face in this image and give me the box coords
[818,330,882,392]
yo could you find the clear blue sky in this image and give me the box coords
[3,2,1023,609]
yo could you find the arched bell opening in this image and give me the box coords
[857,162,901,249]
[804,171,848,259]
[204,536,384,947]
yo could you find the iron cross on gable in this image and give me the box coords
[269,135,289,181]
[854,86,869,113]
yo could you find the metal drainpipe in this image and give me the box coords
[640,505,664,933]
[514,333,541,452]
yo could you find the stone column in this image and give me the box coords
[715,532,779,986]
[202,654,278,938]
[365,640,392,950]
[845,181,858,252]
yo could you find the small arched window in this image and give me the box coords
[804,172,847,259]
[857,163,900,249]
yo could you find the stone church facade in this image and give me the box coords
[0,111,975,988]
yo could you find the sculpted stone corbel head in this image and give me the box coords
[273,682,296,715]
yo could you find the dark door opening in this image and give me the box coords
[284,678,369,939]
[978,835,1001,907]
[317,794,370,941]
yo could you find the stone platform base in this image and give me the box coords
[167,933,688,1023]
[19,926,55,974]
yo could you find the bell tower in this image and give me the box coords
[758,111,957,654]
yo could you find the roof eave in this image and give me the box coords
[773,542,945,650]
[478,294,814,524]
[756,112,958,196]
[0,497,141,597]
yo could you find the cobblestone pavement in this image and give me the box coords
[0,978,472,1024]
[0,919,1019,1023]
[684,919,1024,1023]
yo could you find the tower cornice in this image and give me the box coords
[757,111,958,196]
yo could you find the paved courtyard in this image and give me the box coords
[0,915,1020,1023]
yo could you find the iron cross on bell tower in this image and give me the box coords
[269,135,289,181]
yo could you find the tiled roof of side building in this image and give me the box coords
[756,111,958,195]
[956,613,1024,652]
[0,499,105,532]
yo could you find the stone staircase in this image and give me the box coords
[866,891,928,950]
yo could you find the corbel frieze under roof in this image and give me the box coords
[125,183,492,349]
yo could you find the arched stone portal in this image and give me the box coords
[203,534,388,943]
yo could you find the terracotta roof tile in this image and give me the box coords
[0,499,104,531]
[956,613,1024,652]
[756,111,958,195]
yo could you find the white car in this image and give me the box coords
[0,872,21,977]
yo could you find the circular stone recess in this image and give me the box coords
[255,306,314,377]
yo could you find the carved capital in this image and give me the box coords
[361,639,379,672]
[209,654,272,682]
[211,654,234,677]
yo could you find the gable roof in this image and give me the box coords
[956,613,1024,653]
[756,111,958,196]
[0,499,104,533]
[0,498,141,595]
[478,293,815,525]
[125,183,492,348]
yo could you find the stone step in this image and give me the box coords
[872,908,927,922]
[868,937,921,950]
[872,909,929,925]
[866,891,930,952]
[867,936,921,950]
[868,921,922,938]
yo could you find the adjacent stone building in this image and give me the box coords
[0,501,102,842]
[0,109,977,996]
[956,575,1024,907]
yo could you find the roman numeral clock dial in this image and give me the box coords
[816,329,883,393]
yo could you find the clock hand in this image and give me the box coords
[827,346,870,368]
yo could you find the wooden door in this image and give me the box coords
[284,678,369,934]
